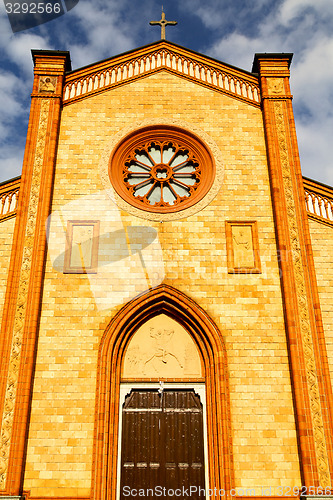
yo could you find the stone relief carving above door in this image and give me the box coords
[122,314,203,379]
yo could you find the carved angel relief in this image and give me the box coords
[39,76,57,93]
[267,78,284,96]
[122,314,202,379]
[232,225,255,268]
[143,327,183,374]
[226,221,261,273]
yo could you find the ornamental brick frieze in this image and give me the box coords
[0,178,20,223]
[63,43,260,106]
[304,178,333,227]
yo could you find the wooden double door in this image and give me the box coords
[120,389,205,498]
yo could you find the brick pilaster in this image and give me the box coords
[254,53,333,487]
[0,51,71,495]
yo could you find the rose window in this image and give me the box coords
[109,126,215,214]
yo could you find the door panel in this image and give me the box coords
[120,389,205,498]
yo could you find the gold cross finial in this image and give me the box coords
[150,8,177,40]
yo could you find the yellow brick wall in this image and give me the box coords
[308,218,333,387]
[23,71,301,496]
[0,217,15,325]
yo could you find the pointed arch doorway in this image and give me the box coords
[92,285,234,500]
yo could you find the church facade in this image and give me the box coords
[0,40,333,500]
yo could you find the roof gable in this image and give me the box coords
[63,40,260,107]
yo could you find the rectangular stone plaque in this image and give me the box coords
[64,220,99,273]
[226,221,261,274]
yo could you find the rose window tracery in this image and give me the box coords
[109,126,215,214]
[124,140,201,207]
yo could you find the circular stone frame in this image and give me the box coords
[109,125,215,214]
[99,119,224,222]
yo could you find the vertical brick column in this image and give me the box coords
[253,53,333,488]
[0,50,71,495]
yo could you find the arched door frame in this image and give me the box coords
[91,285,234,500]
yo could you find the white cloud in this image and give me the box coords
[0,69,26,183]
[292,38,333,114]
[0,145,23,181]
[5,32,53,75]
[200,0,333,184]
[291,36,333,183]
[0,81,25,180]
[0,8,13,39]
[0,0,139,182]
[279,0,333,24]
[63,0,140,68]
[297,116,333,184]
[0,71,24,119]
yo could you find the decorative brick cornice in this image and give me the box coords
[303,177,333,228]
[0,177,20,223]
[63,41,261,106]
[252,53,293,75]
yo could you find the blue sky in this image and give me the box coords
[0,0,332,185]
